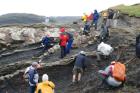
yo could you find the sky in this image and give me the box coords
[0,0,139,16]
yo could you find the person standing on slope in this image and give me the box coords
[59,27,69,58]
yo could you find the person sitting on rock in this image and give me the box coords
[96,42,113,62]
[35,74,55,93]
[98,61,126,88]
[72,51,87,84]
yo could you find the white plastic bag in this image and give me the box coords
[97,42,113,55]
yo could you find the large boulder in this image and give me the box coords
[0,25,61,48]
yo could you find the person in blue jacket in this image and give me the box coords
[72,51,87,84]
[66,32,74,54]
[93,10,99,30]
[41,36,54,53]
[28,62,39,93]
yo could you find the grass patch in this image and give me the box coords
[112,4,140,17]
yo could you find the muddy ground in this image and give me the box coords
[0,23,140,93]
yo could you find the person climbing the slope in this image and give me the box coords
[93,10,99,30]
[106,9,114,28]
[89,12,94,26]
[35,74,55,93]
[41,35,54,54]
[72,51,87,84]
[24,62,39,93]
[99,24,109,42]
[98,61,126,88]
[81,13,91,35]
[34,35,54,58]
[102,11,108,25]
[65,30,74,54]
[59,27,69,58]
[81,13,88,24]
[83,21,91,35]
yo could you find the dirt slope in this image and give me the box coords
[1,26,140,93]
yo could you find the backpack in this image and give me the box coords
[112,62,126,81]
[24,67,36,82]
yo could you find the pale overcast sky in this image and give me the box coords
[0,0,139,16]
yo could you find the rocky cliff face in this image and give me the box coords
[0,24,79,49]
[117,13,140,28]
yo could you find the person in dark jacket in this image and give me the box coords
[106,9,114,28]
[136,34,140,45]
[136,34,140,58]
[72,51,87,83]
[34,35,54,57]
[41,35,54,53]
[93,10,99,30]
[83,21,90,35]
[66,32,74,54]
[59,27,69,58]
[28,62,39,93]
[99,24,109,42]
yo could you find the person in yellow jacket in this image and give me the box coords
[102,11,108,19]
[35,74,55,93]
[102,11,108,25]
[81,13,88,23]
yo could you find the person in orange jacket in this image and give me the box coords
[59,27,69,58]
[35,74,55,93]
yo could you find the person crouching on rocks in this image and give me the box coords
[72,51,87,84]
[98,61,126,88]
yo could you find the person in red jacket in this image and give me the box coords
[59,27,69,58]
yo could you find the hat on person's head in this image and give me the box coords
[60,27,65,32]
[111,61,116,65]
[79,51,86,55]
[46,34,50,37]
[42,74,49,82]
[32,62,38,66]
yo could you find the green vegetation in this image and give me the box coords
[0,13,46,25]
[112,4,140,17]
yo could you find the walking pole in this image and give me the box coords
[124,56,136,65]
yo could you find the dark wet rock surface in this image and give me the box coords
[0,21,140,93]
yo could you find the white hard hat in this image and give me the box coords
[42,74,49,82]
[80,51,86,55]
[111,61,116,65]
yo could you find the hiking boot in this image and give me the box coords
[70,82,76,86]
[97,60,101,62]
